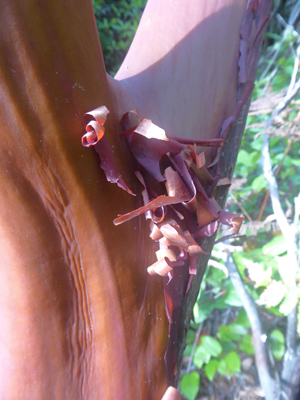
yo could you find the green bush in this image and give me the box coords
[92,0,146,75]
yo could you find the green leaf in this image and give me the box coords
[223,281,243,307]
[237,150,253,167]
[235,309,250,329]
[257,280,287,307]
[220,341,237,353]
[201,336,222,357]
[213,294,228,310]
[193,345,211,369]
[250,135,264,151]
[232,252,251,279]
[269,329,285,360]
[194,296,214,323]
[217,357,229,375]
[217,324,247,342]
[214,281,243,309]
[226,351,241,373]
[206,266,227,286]
[239,334,255,355]
[279,287,298,316]
[205,359,219,382]
[186,330,195,345]
[180,372,200,400]
[263,236,287,256]
[251,175,267,191]
[217,351,241,376]
[184,344,193,357]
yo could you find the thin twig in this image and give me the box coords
[186,322,203,373]
[230,192,252,221]
[257,140,292,221]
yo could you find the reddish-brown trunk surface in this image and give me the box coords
[0,0,271,399]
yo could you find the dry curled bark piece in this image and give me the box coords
[129,133,185,182]
[219,210,244,234]
[135,118,169,141]
[81,106,135,195]
[147,257,173,276]
[82,105,109,146]
[113,194,186,225]
[113,108,248,386]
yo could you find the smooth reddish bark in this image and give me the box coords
[0,0,270,399]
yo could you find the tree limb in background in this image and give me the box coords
[226,251,280,400]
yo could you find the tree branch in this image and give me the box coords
[226,252,280,400]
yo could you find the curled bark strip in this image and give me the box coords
[183,231,205,256]
[81,106,134,195]
[156,248,177,262]
[94,136,135,195]
[219,210,244,234]
[82,105,109,147]
[193,220,219,241]
[82,121,105,147]
[147,258,173,276]
[135,118,169,141]
[130,135,184,182]
[164,167,190,199]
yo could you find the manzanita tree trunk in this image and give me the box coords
[0,1,271,399]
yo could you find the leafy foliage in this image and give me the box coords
[92,0,146,75]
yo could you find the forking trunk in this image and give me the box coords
[0,1,271,399]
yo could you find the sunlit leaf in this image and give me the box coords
[239,334,254,355]
[235,309,251,329]
[217,324,247,342]
[226,351,241,373]
[245,259,272,288]
[279,287,298,316]
[237,150,253,167]
[205,359,219,382]
[180,372,200,400]
[269,329,285,360]
[214,281,243,308]
[257,280,287,307]
[217,351,241,376]
[193,345,211,369]
[263,236,287,256]
[251,175,267,191]
[193,296,214,324]
[200,336,222,357]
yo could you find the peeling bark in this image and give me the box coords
[0,0,271,398]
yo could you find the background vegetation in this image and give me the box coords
[92,1,300,399]
[92,0,146,75]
